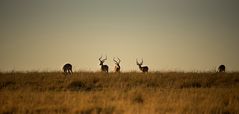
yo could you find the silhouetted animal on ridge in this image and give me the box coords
[63,63,72,75]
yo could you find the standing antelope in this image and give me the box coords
[63,63,73,76]
[99,56,109,73]
[218,64,225,72]
[136,59,149,73]
[113,57,121,72]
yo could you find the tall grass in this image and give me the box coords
[0,72,239,114]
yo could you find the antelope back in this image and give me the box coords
[218,65,225,72]
[63,63,72,70]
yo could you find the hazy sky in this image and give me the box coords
[1,0,239,72]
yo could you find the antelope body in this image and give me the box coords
[99,56,109,73]
[218,65,225,72]
[63,63,72,75]
[136,59,149,73]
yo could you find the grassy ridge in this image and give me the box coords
[0,72,239,114]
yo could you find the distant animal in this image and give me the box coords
[63,63,73,75]
[218,65,225,72]
[136,59,149,73]
[113,57,121,72]
[99,56,109,73]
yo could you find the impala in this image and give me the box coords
[113,57,121,72]
[63,63,73,75]
[136,59,149,73]
[218,64,225,72]
[99,56,109,73]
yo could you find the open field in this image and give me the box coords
[0,72,239,114]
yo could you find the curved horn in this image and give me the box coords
[136,59,139,65]
[113,57,118,63]
[102,56,107,61]
[117,57,121,63]
[99,56,102,61]
[141,59,143,64]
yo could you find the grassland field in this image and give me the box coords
[0,71,239,114]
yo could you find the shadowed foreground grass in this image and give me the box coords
[0,72,239,114]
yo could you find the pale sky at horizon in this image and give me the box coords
[1,0,239,72]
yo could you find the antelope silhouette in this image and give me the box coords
[218,65,225,72]
[136,59,149,73]
[63,63,72,76]
[113,57,121,72]
[99,56,109,73]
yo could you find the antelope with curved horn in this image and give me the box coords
[63,63,73,76]
[113,57,121,72]
[99,56,109,73]
[218,64,225,72]
[136,59,149,73]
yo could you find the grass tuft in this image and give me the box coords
[0,71,239,113]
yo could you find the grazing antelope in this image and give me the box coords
[113,57,121,72]
[99,56,109,73]
[63,63,73,76]
[218,64,225,72]
[136,59,149,73]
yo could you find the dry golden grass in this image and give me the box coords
[0,72,239,114]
